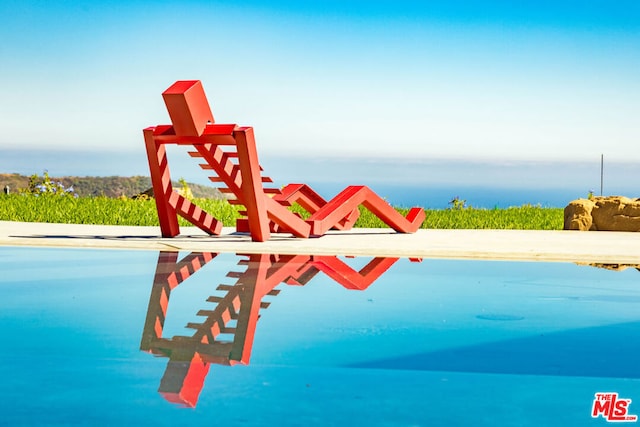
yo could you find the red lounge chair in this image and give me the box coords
[144,80,425,241]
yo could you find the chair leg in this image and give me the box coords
[274,183,360,230]
[235,128,312,241]
[144,128,180,237]
[234,127,271,242]
[306,185,425,236]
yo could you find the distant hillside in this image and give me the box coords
[0,173,224,199]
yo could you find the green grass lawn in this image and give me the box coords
[0,194,564,230]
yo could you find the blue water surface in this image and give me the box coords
[0,247,639,426]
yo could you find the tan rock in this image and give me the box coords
[564,198,594,230]
[564,196,640,231]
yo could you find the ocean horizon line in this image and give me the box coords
[1,148,637,209]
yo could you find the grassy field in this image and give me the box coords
[0,194,564,230]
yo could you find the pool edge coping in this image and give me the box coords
[2,221,640,264]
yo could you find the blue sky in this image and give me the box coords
[1,0,638,162]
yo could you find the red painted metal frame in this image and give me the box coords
[140,251,419,407]
[144,80,426,241]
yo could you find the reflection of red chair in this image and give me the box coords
[143,80,426,242]
[140,251,416,407]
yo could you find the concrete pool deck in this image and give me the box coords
[1,220,640,263]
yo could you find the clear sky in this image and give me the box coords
[1,0,638,162]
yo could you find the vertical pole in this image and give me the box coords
[600,154,604,196]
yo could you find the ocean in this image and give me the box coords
[1,148,637,209]
[302,182,586,210]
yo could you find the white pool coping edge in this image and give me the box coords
[1,221,640,264]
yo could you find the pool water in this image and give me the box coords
[0,247,638,426]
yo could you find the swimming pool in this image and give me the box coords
[1,247,638,425]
